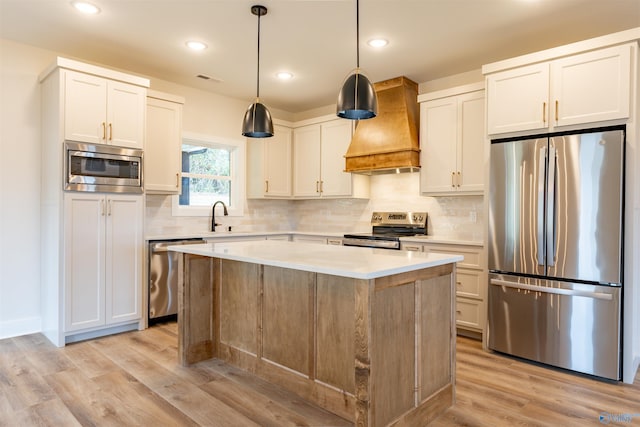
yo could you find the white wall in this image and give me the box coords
[0,40,56,338]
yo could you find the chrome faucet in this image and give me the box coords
[211,201,228,232]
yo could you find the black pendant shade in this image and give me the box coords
[336,0,378,120]
[242,101,274,138]
[336,71,377,119]
[242,5,274,138]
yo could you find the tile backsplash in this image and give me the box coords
[145,172,484,241]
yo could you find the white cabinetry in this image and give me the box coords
[145,91,184,193]
[293,119,369,198]
[486,43,631,135]
[401,241,486,336]
[419,85,485,195]
[64,193,143,332]
[64,69,146,149]
[247,124,292,198]
[39,57,148,347]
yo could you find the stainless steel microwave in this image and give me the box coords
[65,142,143,193]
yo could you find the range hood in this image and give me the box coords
[344,76,420,174]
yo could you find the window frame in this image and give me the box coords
[171,131,245,217]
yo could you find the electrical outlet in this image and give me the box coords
[469,210,477,223]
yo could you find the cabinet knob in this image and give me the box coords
[102,122,106,140]
[108,123,113,141]
[555,100,559,122]
[457,171,461,187]
[451,172,456,188]
[542,102,547,124]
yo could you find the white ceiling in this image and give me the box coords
[1,0,639,112]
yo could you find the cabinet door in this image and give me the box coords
[457,91,485,192]
[64,193,106,332]
[105,195,143,324]
[293,124,321,197]
[486,63,549,135]
[320,119,353,197]
[420,97,458,193]
[551,44,631,127]
[64,70,108,144]
[107,81,146,149]
[145,97,182,193]
[264,125,292,197]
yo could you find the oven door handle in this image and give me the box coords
[342,238,400,249]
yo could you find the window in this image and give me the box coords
[172,132,245,217]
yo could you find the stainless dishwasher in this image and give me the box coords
[148,239,205,322]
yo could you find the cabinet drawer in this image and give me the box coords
[455,269,481,298]
[455,298,482,330]
[427,245,482,269]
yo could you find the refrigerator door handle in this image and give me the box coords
[546,147,557,267]
[537,147,547,266]
[489,279,613,301]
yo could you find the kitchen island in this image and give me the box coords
[170,240,462,426]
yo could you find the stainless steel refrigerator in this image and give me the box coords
[488,126,624,380]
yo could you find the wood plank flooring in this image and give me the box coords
[1,322,638,426]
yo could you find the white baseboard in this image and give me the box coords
[0,316,41,340]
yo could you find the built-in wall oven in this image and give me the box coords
[65,141,143,193]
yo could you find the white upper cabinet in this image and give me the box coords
[487,43,632,135]
[487,63,549,134]
[551,45,631,127]
[420,86,485,195]
[264,125,293,197]
[145,92,184,194]
[320,119,360,197]
[247,124,293,198]
[293,119,366,198]
[293,124,322,197]
[64,69,146,149]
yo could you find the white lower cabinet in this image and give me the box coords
[64,193,143,333]
[401,241,486,335]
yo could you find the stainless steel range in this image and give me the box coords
[343,211,427,250]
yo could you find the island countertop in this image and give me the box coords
[168,240,463,280]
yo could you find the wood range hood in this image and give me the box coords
[344,76,420,174]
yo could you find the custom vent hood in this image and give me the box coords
[344,76,420,174]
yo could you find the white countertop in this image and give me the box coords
[147,231,483,247]
[168,240,463,280]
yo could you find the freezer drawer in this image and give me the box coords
[488,273,621,380]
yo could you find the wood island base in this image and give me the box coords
[177,253,456,426]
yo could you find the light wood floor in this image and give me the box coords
[1,322,638,426]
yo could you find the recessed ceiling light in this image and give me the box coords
[368,38,388,48]
[276,72,293,80]
[71,1,101,15]
[186,41,208,51]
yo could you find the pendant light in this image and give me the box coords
[336,0,378,120]
[242,5,274,138]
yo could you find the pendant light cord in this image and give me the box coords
[256,10,261,100]
[356,0,360,69]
